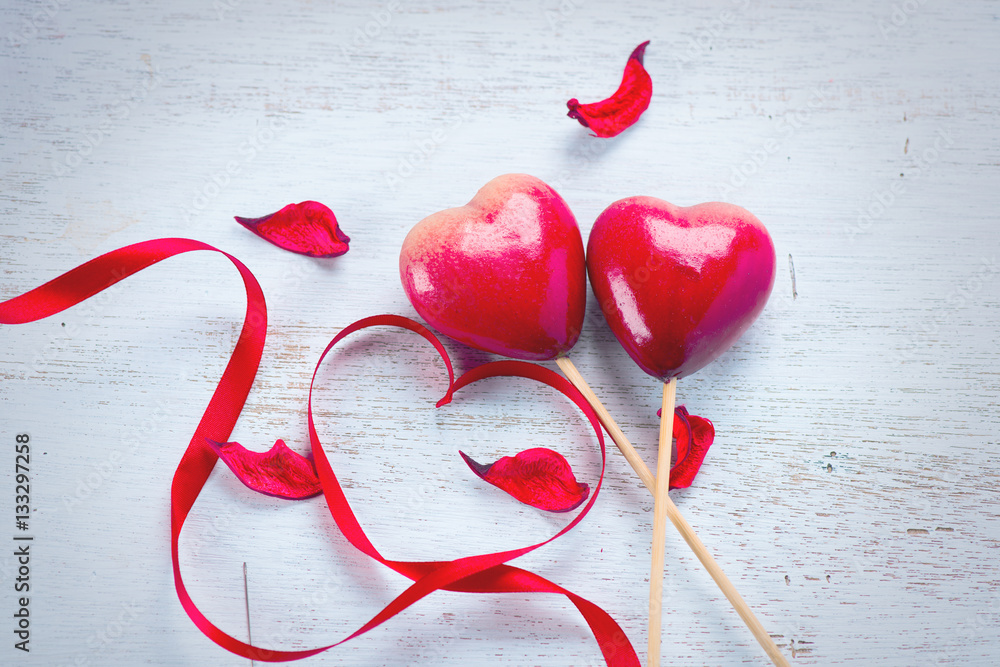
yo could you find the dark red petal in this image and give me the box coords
[655,405,715,489]
[208,438,322,499]
[672,412,714,489]
[459,447,589,513]
[566,41,652,138]
[236,201,350,258]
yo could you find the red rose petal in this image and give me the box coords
[1,246,639,665]
[236,200,350,258]
[566,40,652,138]
[207,438,322,499]
[459,447,590,513]
[655,405,715,489]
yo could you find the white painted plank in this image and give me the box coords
[2,0,999,664]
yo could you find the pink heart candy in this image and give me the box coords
[400,174,587,361]
[587,197,776,380]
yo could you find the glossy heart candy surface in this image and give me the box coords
[587,197,776,381]
[400,174,587,361]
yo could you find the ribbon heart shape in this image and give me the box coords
[0,238,639,666]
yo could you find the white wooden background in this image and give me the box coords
[2,0,999,665]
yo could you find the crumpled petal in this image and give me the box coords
[236,201,350,258]
[459,447,590,513]
[656,405,715,489]
[207,438,322,499]
[0,244,639,664]
[566,41,652,138]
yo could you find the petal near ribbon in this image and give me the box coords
[207,438,322,500]
[460,447,589,512]
[236,201,350,258]
[656,404,716,489]
[0,241,638,666]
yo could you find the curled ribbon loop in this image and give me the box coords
[0,239,638,666]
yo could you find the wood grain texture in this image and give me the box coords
[2,0,999,665]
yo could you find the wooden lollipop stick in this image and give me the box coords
[555,356,656,489]
[555,356,790,667]
[648,379,675,667]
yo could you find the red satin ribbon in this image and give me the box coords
[0,239,638,666]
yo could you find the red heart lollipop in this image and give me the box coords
[587,197,776,381]
[587,196,783,667]
[399,173,586,361]
[401,185,786,665]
